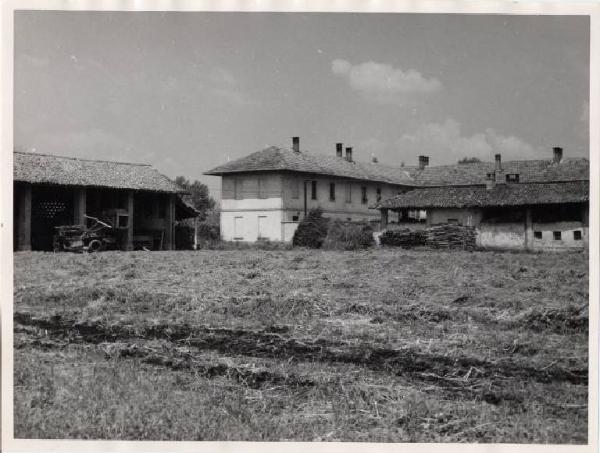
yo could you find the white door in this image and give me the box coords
[257,216,267,239]
[234,216,243,240]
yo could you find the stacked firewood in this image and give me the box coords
[380,228,426,247]
[425,224,477,250]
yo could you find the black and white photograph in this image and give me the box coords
[1,1,598,451]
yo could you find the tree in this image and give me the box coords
[174,176,216,220]
[458,157,482,164]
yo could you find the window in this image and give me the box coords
[257,216,267,239]
[361,186,368,204]
[553,231,562,241]
[447,218,459,225]
[574,230,582,241]
[345,183,352,203]
[329,183,336,201]
[376,187,382,202]
[291,179,299,199]
[258,177,267,199]
[347,217,352,222]
[311,181,317,200]
[534,231,542,239]
[505,173,520,183]
[292,215,299,222]
[234,178,243,200]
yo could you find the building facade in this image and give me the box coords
[13,152,197,251]
[207,140,589,249]
[207,139,414,242]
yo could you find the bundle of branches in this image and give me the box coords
[379,228,426,248]
[425,224,477,250]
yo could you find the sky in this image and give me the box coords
[14,11,589,198]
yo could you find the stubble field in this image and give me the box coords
[13,248,588,442]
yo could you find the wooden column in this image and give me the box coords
[524,207,533,251]
[164,194,175,250]
[16,184,32,251]
[125,191,134,251]
[73,188,87,225]
[380,208,388,230]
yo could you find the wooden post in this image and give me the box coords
[164,194,175,250]
[380,208,388,230]
[524,207,533,251]
[125,190,134,251]
[16,184,32,251]
[73,187,86,226]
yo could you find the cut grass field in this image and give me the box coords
[13,248,588,442]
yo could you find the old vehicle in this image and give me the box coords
[52,215,117,253]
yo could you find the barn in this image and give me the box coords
[13,151,198,251]
[376,151,589,251]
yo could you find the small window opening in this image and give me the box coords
[376,187,382,202]
[292,215,299,222]
[505,173,520,183]
[447,218,459,225]
[361,186,368,204]
[311,181,317,200]
[329,183,336,201]
[553,231,562,240]
[534,231,542,239]
[574,230,582,241]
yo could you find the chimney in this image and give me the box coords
[371,154,378,163]
[494,154,504,184]
[336,143,343,157]
[418,155,429,170]
[553,146,563,164]
[345,147,353,162]
[292,136,300,153]
[486,172,496,191]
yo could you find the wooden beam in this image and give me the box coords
[16,184,32,251]
[380,208,388,230]
[164,194,175,250]
[524,207,533,251]
[125,190,134,251]
[73,187,86,226]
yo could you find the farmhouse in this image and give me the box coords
[377,150,589,250]
[206,138,589,250]
[205,137,416,242]
[13,151,198,251]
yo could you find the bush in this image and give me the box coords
[322,219,374,250]
[292,208,330,248]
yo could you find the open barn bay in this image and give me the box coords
[13,249,588,442]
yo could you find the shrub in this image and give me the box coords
[292,208,330,248]
[322,219,374,250]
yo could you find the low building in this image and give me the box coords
[377,150,589,251]
[204,137,415,242]
[13,151,198,251]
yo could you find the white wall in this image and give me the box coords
[221,209,284,242]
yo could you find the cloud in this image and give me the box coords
[332,59,442,103]
[397,118,539,164]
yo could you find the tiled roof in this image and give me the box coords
[404,159,589,186]
[14,152,184,193]
[377,181,589,209]
[204,146,415,185]
[205,146,589,187]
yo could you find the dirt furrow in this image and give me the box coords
[14,311,587,386]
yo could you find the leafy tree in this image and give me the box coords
[175,176,216,220]
[458,157,482,164]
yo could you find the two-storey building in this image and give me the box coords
[204,137,416,242]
